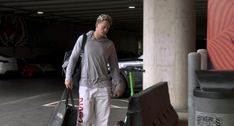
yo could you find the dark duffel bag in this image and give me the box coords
[47,89,77,126]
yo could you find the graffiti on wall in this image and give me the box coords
[0,15,28,47]
[207,0,234,70]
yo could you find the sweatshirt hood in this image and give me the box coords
[86,30,109,42]
[86,30,94,37]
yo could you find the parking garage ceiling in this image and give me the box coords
[0,0,207,37]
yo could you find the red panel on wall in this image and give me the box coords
[207,0,234,70]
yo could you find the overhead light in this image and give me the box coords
[37,11,44,15]
[128,6,135,9]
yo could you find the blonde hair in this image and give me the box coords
[96,14,112,25]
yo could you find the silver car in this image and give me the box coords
[0,55,18,76]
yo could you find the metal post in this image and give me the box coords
[188,52,201,126]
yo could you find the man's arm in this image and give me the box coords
[65,35,83,88]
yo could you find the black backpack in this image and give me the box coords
[62,34,87,87]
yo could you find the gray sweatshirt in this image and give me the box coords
[65,31,121,88]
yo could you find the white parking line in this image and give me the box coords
[42,99,79,107]
[0,92,56,106]
[42,99,128,109]
[111,105,127,109]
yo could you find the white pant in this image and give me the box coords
[77,86,111,126]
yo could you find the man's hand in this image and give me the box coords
[111,83,125,98]
[65,80,73,89]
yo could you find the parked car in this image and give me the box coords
[0,54,57,78]
[17,58,57,77]
[112,55,144,98]
[0,54,18,76]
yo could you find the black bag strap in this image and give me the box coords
[65,88,75,108]
[80,33,87,53]
[71,33,87,78]
[59,89,75,108]
[59,89,67,101]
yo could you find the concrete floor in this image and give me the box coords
[0,76,187,126]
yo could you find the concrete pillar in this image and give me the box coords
[143,0,196,109]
